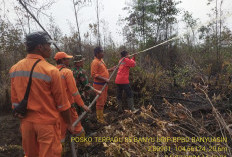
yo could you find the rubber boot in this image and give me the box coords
[96,109,107,124]
[127,97,139,112]
[96,109,101,122]
[99,109,107,124]
[78,131,91,147]
[117,99,123,113]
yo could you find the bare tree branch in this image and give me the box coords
[18,0,60,51]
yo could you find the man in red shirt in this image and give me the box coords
[115,50,138,112]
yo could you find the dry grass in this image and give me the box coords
[90,85,232,157]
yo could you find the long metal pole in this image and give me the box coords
[71,137,77,157]
[128,36,179,57]
[70,10,232,156]
[72,56,125,127]
[71,36,178,157]
[71,55,125,157]
[72,36,179,128]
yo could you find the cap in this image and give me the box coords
[54,52,73,61]
[94,46,103,54]
[26,31,55,47]
[121,50,128,57]
[74,55,85,63]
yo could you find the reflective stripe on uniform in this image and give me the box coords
[61,138,65,143]
[57,105,64,109]
[72,91,80,96]
[12,103,19,107]
[10,71,51,82]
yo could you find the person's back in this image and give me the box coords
[115,57,136,84]
[10,55,66,124]
[10,31,72,157]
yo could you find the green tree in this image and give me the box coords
[122,0,180,71]
[122,0,181,48]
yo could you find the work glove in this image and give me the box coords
[82,105,91,113]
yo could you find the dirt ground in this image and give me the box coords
[1,94,232,157]
[0,114,23,157]
[0,105,125,157]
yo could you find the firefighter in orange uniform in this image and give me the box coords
[9,32,72,157]
[91,46,115,124]
[54,52,90,145]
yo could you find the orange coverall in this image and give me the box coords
[10,54,70,157]
[57,65,85,142]
[91,57,109,110]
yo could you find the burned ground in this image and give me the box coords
[1,88,231,157]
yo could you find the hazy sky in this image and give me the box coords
[2,0,232,44]
[51,0,232,44]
